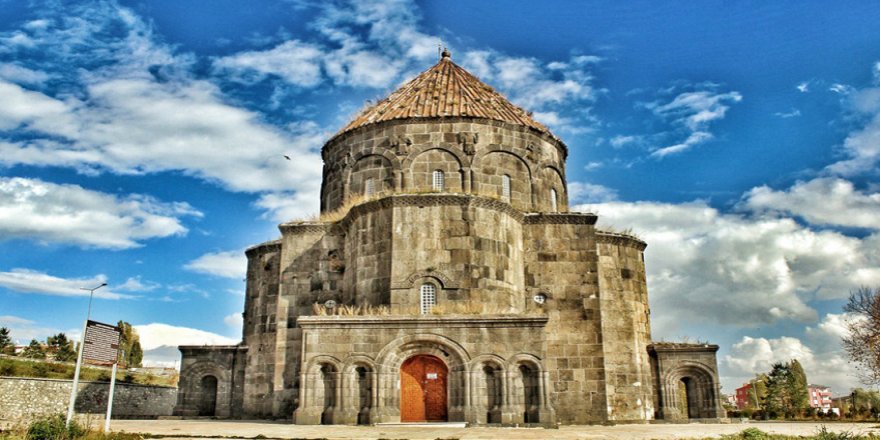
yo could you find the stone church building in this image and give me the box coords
[174,50,726,425]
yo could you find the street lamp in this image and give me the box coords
[66,282,108,426]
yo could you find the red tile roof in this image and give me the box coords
[337,51,555,138]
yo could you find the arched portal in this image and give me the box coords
[518,364,540,423]
[198,375,218,416]
[319,364,338,425]
[400,354,448,422]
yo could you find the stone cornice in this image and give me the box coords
[323,117,568,160]
[244,239,281,256]
[649,343,718,353]
[596,231,648,251]
[523,212,598,225]
[298,314,548,329]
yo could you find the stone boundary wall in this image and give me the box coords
[0,376,177,420]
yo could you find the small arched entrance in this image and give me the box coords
[198,375,218,416]
[400,354,448,422]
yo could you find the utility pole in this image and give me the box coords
[66,282,107,427]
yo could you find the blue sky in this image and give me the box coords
[1,0,879,395]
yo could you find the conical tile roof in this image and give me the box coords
[337,50,555,138]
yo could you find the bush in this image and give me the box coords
[0,359,15,376]
[32,363,49,378]
[25,414,84,440]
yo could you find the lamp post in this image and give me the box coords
[66,282,108,426]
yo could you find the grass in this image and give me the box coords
[0,356,177,387]
[0,414,147,440]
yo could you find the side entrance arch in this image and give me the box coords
[400,355,448,422]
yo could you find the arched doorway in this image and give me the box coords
[198,375,218,416]
[400,355,448,422]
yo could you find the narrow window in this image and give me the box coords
[364,178,375,197]
[420,283,436,314]
[432,170,445,191]
[550,188,558,212]
[502,175,511,202]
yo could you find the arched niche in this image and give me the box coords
[406,147,463,193]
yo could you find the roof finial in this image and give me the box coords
[441,46,451,60]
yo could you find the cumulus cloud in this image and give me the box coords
[224,313,243,335]
[135,323,238,351]
[642,87,742,158]
[213,40,324,87]
[568,182,618,204]
[742,177,880,230]
[0,2,324,221]
[0,177,200,249]
[135,322,239,367]
[825,68,880,176]
[0,269,131,299]
[722,319,860,393]
[577,200,880,333]
[184,250,247,279]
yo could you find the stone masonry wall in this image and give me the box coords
[242,241,281,417]
[319,118,568,213]
[597,233,655,421]
[0,377,176,420]
[523,215,605,424]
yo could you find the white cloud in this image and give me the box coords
[224,313,243,332]
[797,82,810,93]
[255,190,321,222]
[0,2,325,220]
[577,199,880,333]
[0,177,200,249]
[0,63,50,85]
[185,250,247,279]
[722,328,860,394]
[213,40,324,87]
[610,135,640,148]
[825,70,880,176]
[584,161,603,171]
[115,277,161,292]
[135,323,238,351]
[774,109,801,118]
[568,182,618,204]
[742,177,880,230]
[0,269,131,299]
[645,87,742,157]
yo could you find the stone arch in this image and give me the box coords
[508,353,549,424]
[537,164,567,212]
[401,144,468,170]
[405,147,464,193]
[470,354,508,424]
[473,149,533,210]
[300,356,343,425]
[396,270,459,289]
[374,333,471,422]
[661,362,720,420]
[341,356,377,425]
[178,361,230,418]
[345,154,395,199]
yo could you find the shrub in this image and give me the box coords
[0,359,15,376]
[25,414,84,440]
[32,363,49,378]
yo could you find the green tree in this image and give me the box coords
[788,359,810,414]
[0,327,13,355]
[47,333,76,362]
[21,339,46,359]
[117,321,143,367]
[765,362,794,418]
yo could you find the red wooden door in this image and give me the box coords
[400,355,448,422]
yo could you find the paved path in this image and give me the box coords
[104,420,880,439]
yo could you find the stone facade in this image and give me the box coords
[175,53,725,425]
[0,377,176,420]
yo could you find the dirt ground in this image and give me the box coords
[97,419,880,439]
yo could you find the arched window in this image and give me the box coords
[432,170,445,191]
[550,188,558,212]
[502,175,511,202]
[364,178,375,197]
[420,283,436,314]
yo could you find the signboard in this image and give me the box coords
[82,320,120,366]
